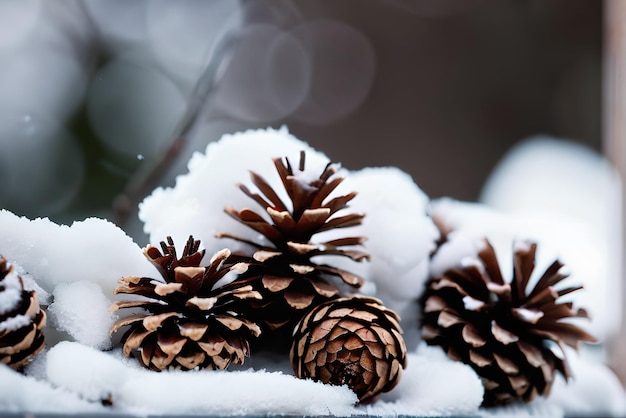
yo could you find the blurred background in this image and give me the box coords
[0,0,602,243]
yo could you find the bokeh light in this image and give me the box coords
[0,0,40,52]
[146,0,242,85]
[86,53,186,158]
[215,24,310,123]
[0,112,84,217]
[290,19,376,125]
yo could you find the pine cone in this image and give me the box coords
[290,295,407,403]
[420,240,596,406]
[217,151,369,334]
[0,256,46,370]
[110,236,262,371]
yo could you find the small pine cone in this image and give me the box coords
[110,236,262,371]
[0,256,46,370]
[290,295,407,403]
[218,151,369,335]
[421,240,596,406]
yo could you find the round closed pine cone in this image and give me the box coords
[290,295,407,403]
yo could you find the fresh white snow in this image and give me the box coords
[0,127,623,417]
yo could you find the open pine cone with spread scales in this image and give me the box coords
[110,236,262,371]
[421,240,596,406]
[290,295,407,403]
[0,256,46,370]
[217,151,369,334]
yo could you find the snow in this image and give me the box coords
[368,344,484,416]
[43,341,359,416]
[431,198,611,340]
[139,126,334,256]
[48,281,117,350]
[0,128,623,416]
[0,266,22,314]
[0,210,155,298]
[0,314,30,332]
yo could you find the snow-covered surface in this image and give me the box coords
[0,210,154,349]
[431,137,620,341]
[139,127,440,348]
[139,126,334,256]
[0,128,624,416]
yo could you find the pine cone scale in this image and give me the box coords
[291,296,406,403]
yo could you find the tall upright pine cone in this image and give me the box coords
[420,240,596,406]
[218,151,369,333]
[110,236,262,371]
[290,295,407,403]
[0,256,46,370]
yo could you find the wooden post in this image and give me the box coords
[605,0,626,385]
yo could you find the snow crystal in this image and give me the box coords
[48,281,117,350]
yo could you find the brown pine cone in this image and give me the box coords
[110,236,262,371]
[421,240,596,406]
[290,295,407,403]
[0,256,46,370]
[217,151,369,337]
